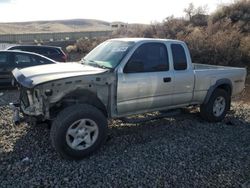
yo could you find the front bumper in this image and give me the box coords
[9,102,21,125]
[9,102,42,125]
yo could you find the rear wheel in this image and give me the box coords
[50,104,107,159]
[200,89,230,122]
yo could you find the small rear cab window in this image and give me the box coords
[171,44,187,70]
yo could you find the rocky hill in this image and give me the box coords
[0,19,111,34]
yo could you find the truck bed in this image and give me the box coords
[193,63,244,70]
[192,63,246,103]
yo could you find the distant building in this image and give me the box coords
[110,22,127,29]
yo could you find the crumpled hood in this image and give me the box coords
[12,62,108,88]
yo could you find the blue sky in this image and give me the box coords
[0,0,233,23]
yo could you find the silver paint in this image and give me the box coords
[12,38,247,120]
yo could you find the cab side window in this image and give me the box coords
[0,53,8,66]
[124,43,169,73]
[171,44,187,70]
[14,53,33,66]
[47,48,60,55]
[32,55,53,65]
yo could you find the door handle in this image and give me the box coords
[163,77,171,83]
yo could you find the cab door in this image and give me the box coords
[117,42,174,115]
[0,52,14,87]
[170,43,194,105]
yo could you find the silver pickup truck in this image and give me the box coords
[11,38,246,159]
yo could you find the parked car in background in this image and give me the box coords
[0,50,56,88]
[7,45,67,62]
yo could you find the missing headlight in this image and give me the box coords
[45,89,53,97]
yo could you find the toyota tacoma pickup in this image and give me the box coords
[11,38,246,159]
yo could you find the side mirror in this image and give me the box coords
[124,60,144,73]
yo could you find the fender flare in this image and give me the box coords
[203,79,232,104]
[59,89,108,117]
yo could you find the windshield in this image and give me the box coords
[82,40,135,69]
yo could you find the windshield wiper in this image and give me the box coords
[85,60,110,69]
[94,64,110,69]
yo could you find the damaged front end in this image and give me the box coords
[10,64,113,125]
[10,85,48,125]
[9,68,46,124]
[20,87,45,116]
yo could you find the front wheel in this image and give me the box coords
[50,104,107,160]
[200,89,230,122]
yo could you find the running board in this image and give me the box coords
[120,109,182,124]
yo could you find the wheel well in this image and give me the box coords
[217,84,232,96]
[50,90,108,118]
[204,81,232,104]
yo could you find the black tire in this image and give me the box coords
[50,104,107,160]
[200,89,230,122]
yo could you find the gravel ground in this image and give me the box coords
[0,90,250,187]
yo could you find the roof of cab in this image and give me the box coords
[109,38,183,43]
[7,45,61,49]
